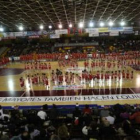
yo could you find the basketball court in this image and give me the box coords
[0,59,140,108]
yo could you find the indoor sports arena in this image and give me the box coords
[0,0,140,139]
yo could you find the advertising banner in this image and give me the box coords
[98,28,108,32]
[27,31,39,36]
[123,27,133,31]
[14,32,27,37]
[28,36,39,39]
[50,34,60,39]
[3,32,15,37]
[3,32,16,39]
[89,32,99,37]
[120,31,134,34]
[55,42,99,47]
[55,29,68,35]
[53,85,83,90]
[109,27,123,31]
[66,67,84,73]
[0,94,140,103]
[110,30,119,36]
[38,30,55,35]
[99,32,109,36]
[85,28,98,33]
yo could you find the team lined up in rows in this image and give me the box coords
[19,73,49,88]
[24,60,79,70]
[25,62,51,70]
[81,70,134,81]
[84,59,140,69]
[58,59,78,68]
[20,51,140,61]
[19,69,134,89]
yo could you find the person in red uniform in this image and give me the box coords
[39,63,42,70]
[91,61,94,70]
[100,71,104,81]
[105,72,108,81]
[126,70,129,80]
[24,63,27,70]
[51,70,55,83]
[59,74,63,84]
[34,74,38,85]
[31,75,35,84]
[20,77,24,90]
[111,71,114,81]
[42,63,45,70]
[82,71,85,80]
[37,73,40,85]
[41,63,44,70]
[65,72,69,84]
[131,71,134,79]
[30,62,33,70]
[118,70,121,81]
[122,70,125,80]
[88,72,93,82]
[71,73,75,83]
[96,71,100,82]
[48,63,51,70]
[27,63,30,70]
[44,76,49,87]
[78,74,82,82]
[27,75,31,85]
[58,61,61,68]
[84,61,87,68]
[114,71,117,81]
[76,62,78,68]
[44,63,47,70]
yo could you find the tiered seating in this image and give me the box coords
[2,38,140,58]
[0,104,140,140]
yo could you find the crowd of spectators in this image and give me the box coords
[0,104,140,140]
[4,41,53,57]
[1,36,140,57]
[6,44,26,57]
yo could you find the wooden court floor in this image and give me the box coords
[0,60,140,107]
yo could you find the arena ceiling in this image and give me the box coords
[0,0,140,30]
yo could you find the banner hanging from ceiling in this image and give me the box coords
[27,30,55,36]
[27,31,39,36]
[3,32,15,37]
[85,28,98,33]
[39,30,55,35]
[28,36,40,39]
[109,27,123,31]
[86,28,99,37]
[14,32,27,37]
[55,29,68,35]
[98,28,109,32]
[3,32,16,39]
[0,26,135,40]
[120,31,134,34]
[50,34,60,39]
[99,32,109,36]
[123,27,133,31]
[89,32,99,37]
[110,30,119,36]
